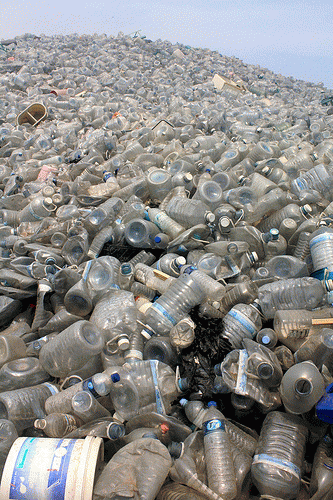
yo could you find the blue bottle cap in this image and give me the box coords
[179,398,188,406]
[111,373,120,383]
[207,401,217,407]
[154,236,161,243]
[261,335,271,345]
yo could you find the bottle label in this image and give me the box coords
[252,454,301,479]
[235,349,249,395]
[309,232,333,249]
[228,309,257,335]
[149,360,166,415]
[151,302,177,326]
[203,418,225,435]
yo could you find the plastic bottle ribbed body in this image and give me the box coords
[251,411,308,499]
[221,303,262,348]
[219,282,258,314]
[144,273,206,335]
[310,227,333,272]
[291,164,333,197]
[203,407,237,500]
[293,231,311,261]
[157,483,208,500]
[39,320,104,378]
[0,382,58,432]
[258,203,307,233]
[165,197,211,228]
[258,277,325,320]
[309,438,333,500]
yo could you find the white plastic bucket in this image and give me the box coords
[0,436,103,500]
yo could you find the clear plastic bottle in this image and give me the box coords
[39,320,104,378]
[0,382,58,432]
[0,357,51,392]
[310,226,333,274]
[0,334,27,368]
[291,164,333,199]
[170,454,225,500]
[153,253,186,277]
[258,203,312,233]
[202,402,237,499]
[294,328,333,368]
[251,411,308,500]
[242,338,283,388]
[192,180,223,212]
[34,413,81,438]
[124,218,160,248]
[165,196,215,229]
[19,196,57,223]
[280,361,326,414]
[89,289,138,347]
[309,435,333,500]
[265,255,309,279]
[146,207,185,240]
[258,277,325,320]
[180,265,226,301]
[93,437,172,500]
[220,302,262,348]
[218,281,258,315]
[144,272,206,335]
[273,308,333,351]
[71,390,111,423]
[83,196,124,235]
[256,328,278,349]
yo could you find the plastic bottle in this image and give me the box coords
[220,302,262,348]
[242,338,283,388]
[258,203,312,233]
[71,390,111,422]
[39,320,104,379]
[0,382,58,432]
[256,328,278,349]
[309,226,333,276]
[309,435,333,500]
[280,361,326,414]
[89,289,138,347]
[293,328,333,368]
[146,207,185,240]
[83,197,124,235]
[0,357,51,392]
[170,453,226,500]
[93,437,172,500]
[0,335,27,368]
[258,277,325,319]
[165,196,215,228]
[202,402,237,499]
[124,218,160,248]
[273,308,333,351]
[34,413,81,438]
[251,411,308,500]
[144,272,206,335]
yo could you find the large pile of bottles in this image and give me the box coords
[0,31,333,499]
